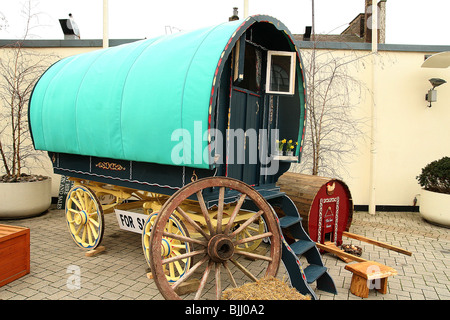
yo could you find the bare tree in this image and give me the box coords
[0,12,8,32]
[293,46,371,178]
[0,0,58,181]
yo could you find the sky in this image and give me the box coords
[0,0,449,46]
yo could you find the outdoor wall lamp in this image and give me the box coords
[426,78,446,107]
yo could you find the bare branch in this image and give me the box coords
[292,42,371,178]
[0,1,59,179]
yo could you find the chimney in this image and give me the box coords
[303,26,312,41]
[364,0,386,44]
[378,0,386,44]
[59,13,81,39]
[229,7,239,21]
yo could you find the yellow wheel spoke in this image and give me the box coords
[66,211,75,223]
[169,259,175,278]
[88,222,98,239]
[68,208,79,214]
[84,192,91,211]
[171,244,186,249]
[174,260,184,275]
[167,219,173,234]
[81,226,87,244]
[88,217,99,228]
[87,223,93,245]
[76,190,86,210]
[75,224,83,236]
[88,211,98,218]
[70,197,83,211]
[86,198,94,213]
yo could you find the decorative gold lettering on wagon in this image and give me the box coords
[95,162,126,171]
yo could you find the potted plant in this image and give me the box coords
[285,140,297,156]
[416,156,450,227]
[275,139,286,155]
[0,10,58,218]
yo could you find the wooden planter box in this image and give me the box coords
[0,224,30,287]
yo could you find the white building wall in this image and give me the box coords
[1,40,449,210]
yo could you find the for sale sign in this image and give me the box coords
[115,209,148,234]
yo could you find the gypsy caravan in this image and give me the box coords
[29,15,336,300]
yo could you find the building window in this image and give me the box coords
[265,51,296,95]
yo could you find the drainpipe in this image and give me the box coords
[103,0,109,48]
[243,0,249,18]
[369,0,378,215]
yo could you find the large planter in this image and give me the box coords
[0,177,51,219]
[420,189,450,227]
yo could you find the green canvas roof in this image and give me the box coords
[29,15,305,169]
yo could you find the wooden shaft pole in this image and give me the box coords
[342,231,412,256]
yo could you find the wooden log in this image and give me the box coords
[276,173,326,233]
[342,232,412,256]
[315,242,368,262]
[276,172,354,243]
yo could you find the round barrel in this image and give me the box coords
[277,172,353,245]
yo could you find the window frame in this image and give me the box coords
[265,50,296,95]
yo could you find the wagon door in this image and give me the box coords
[228,89,261,185]
[227,39,264,186]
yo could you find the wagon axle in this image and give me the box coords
[207,234,235,262]
[161,238,173,258]
[74,210,89,225]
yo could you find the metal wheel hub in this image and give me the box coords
[207,234,235,262]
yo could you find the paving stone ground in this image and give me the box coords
[1,206,449,300]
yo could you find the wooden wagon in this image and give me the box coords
[29,15,337,300]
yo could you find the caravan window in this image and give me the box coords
[233,42,262,93]
[265,51,296,95]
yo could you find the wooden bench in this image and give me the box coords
[344,261,397,298]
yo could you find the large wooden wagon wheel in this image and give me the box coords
[149,177,282,300]
[65,185,104,249]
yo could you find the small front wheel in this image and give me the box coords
[65,185,104,249]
